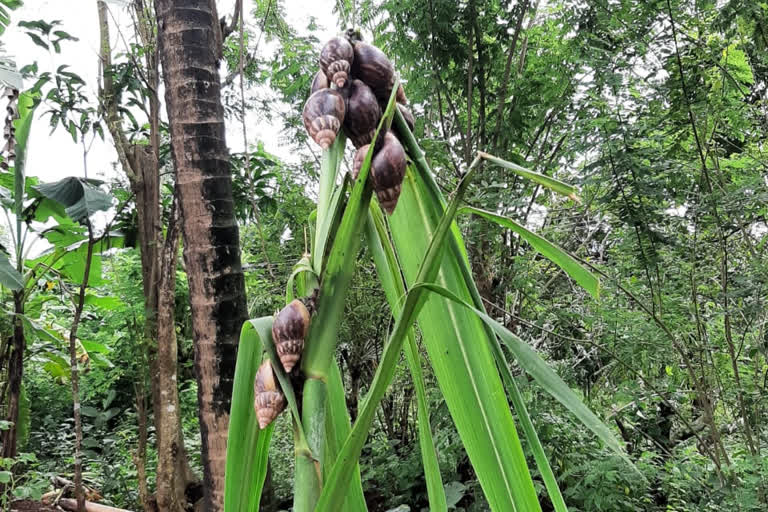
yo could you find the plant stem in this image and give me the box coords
[294,378,325,512]
[69,222,95,512]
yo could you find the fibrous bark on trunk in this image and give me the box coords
[154,1,248,509]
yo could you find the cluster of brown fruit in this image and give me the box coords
[302,29,415,214]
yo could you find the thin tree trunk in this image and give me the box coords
[154,1,248,509]
[1,88,23,462]
[492,0,530,152]
[98,2,197,508]
[465,13,474,165]
[134,378,153,512]
[69,224,96,512]
[154,199,186,512]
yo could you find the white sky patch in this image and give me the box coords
[5,0,338,185]
[2,0,338,258]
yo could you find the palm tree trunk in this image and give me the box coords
[154,1,248,509]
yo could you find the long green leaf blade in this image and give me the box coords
[324,361,367,512]
[0,252,23,290]
[461,206,599,299]
[225,318,276,512]
[387,163,540,511]
[317,158,542,511]
[478,151,578,200]
[365,203,447,512]
[413,282,635,469]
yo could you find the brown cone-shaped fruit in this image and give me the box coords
[311,69,329,94]
[320,36,354,88]
[302,89,345,149]
[254,360,286,429]
[351,144,370,180]
[271,299,310,373]
[370,132,407,214]
[342,79,381,148]
[351,41,396,104]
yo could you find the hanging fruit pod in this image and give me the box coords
[351,144,370,180]
[351,41,396,104]
[253,360,286,429]
[271,299,311,373]
[310,69,329,94]
[320,36,355,88]
[342,79,382,149]
[302,89,345,149]
[370,132,407,214]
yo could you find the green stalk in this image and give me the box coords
[294,378,325,511]
[314,135,347,273]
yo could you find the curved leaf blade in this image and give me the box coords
[225,317,275,512]
[461,206,599,299]
[412,282,636,471]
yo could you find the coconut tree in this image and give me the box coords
[154,0,248,509]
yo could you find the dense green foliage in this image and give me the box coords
[1,0,766,510]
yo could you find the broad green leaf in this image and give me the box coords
[0,252,23,290]
[34,177,113,222]
[461,206,600,299]
[225,317,275,512]
[11,91,38,259]
[83,294,124,310]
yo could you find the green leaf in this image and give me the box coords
[0,252,23,290]
[478,151,579,200]
[365,203,447,512]
[461,206,599,299]
[224,317,275,512]
[317,156,540,511]
[34,177,113,222]
[412,282,636,472]
[389,109,546,509]
[323,362,368,512]
[83,294,124,310]
[0,471,11,483]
